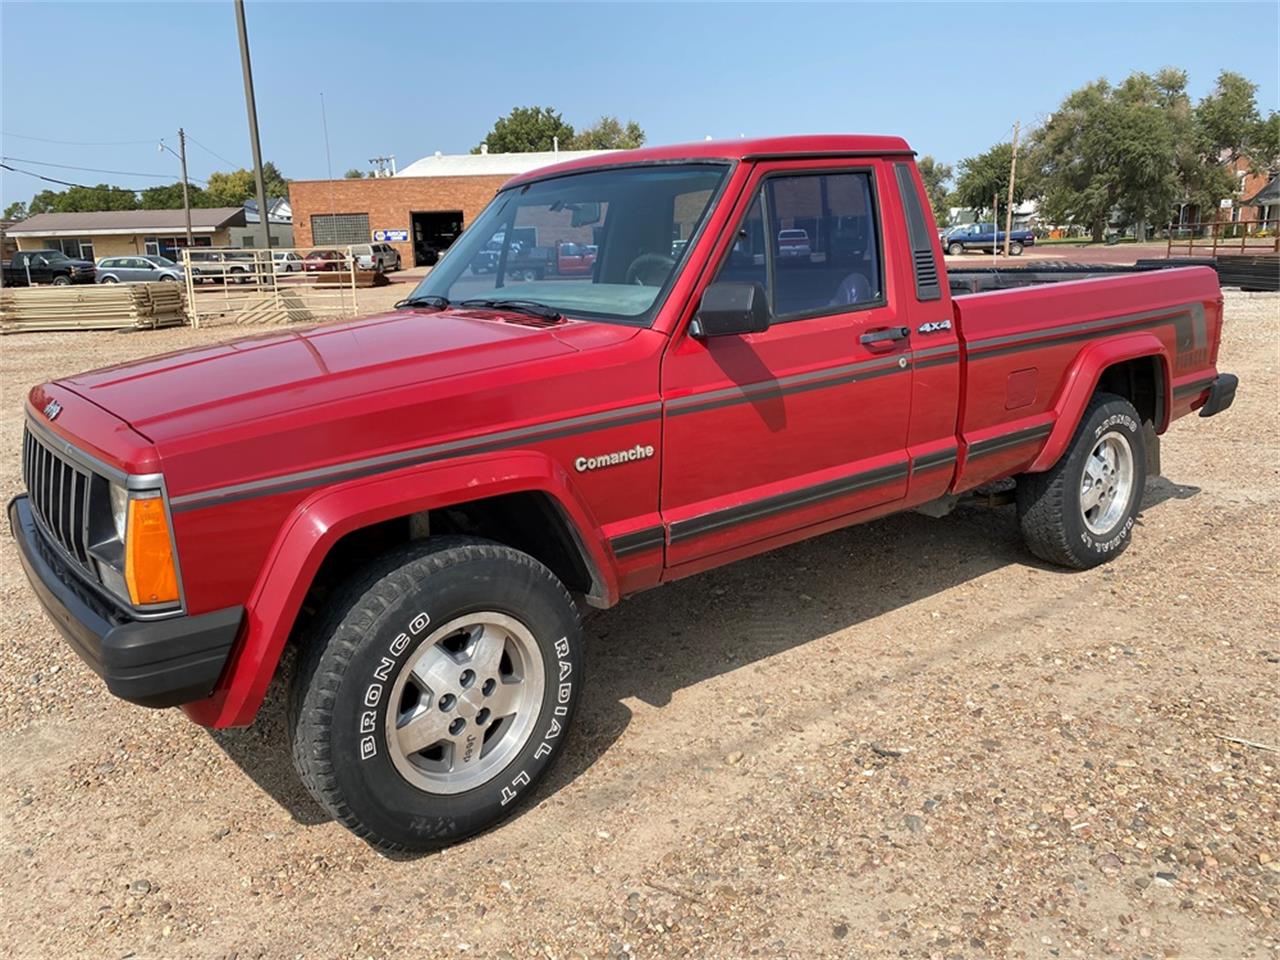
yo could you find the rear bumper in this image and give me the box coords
[1199,373,1238,418]
[9,495,242,708]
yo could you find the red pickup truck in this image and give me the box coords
[11,135,1237,851]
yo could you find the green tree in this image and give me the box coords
[25,183,139,214]
[954,142,1026,216]
[572,116,646,150]
[260,161,289,199]
[4,201,27,221]
[1031,73,1195,240]
[202,163,290,206]
[473,106,575,154]
[343,168,368,179]
[1196,71,1265,167]
[916,155,953,224]
[203,169,255,206]
[140,182,206,210]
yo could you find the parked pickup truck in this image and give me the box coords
[2,249,96,286]
[10,135,1237,851]
[943,222,1036,256]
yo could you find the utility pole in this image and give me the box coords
[234,0,271,250]
[158,132,195,249]
[1003,120,1020,258]
[178,128,194,248]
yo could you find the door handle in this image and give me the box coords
[859,326,910,345]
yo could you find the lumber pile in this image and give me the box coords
[0,283,189,333]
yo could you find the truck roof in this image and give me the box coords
[505,134,916,186]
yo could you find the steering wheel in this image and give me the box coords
[625,253,676,286]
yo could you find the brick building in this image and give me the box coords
[288,149,611,267]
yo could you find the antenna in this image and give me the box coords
[368,155,396,178]
[320,92,333,180]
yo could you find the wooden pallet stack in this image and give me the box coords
[0,283,189,333]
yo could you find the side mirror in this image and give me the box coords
[692,281,771,338]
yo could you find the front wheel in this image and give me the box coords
[947,242,964,256]
[289,537,583,851]
[1016,393,1147,569]
[52,275,72,286]
[1009,241,1024,256]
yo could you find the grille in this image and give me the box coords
[22,426,95,573]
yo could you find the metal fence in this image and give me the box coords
[181,246,374,328]
[1166,218,1280,257]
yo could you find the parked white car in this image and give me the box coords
[273,251,304,274]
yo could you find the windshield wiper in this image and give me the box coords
[459,298,563,321]
[394,294,451,310]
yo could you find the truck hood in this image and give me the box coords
[58,307,622,444]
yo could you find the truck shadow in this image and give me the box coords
[208,477,1200,840]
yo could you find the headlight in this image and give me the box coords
[103,484,180,607]
[109,483,129,541]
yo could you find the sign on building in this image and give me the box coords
[373,229,410,242]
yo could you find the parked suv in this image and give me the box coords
[351,243,401,273]
[96,255,183,284]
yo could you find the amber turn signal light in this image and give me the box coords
[124,495,179,606]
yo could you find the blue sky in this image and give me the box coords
[2,1,1277,209]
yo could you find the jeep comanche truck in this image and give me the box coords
[10,135,1237,850]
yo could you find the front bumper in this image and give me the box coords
[9,495,243,708]
[1199,373,1238,418]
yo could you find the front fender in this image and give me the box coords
[1029,333,1170,472]
[182,449,614,728]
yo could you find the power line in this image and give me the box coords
[183,131,240,169]
[1,155,208,184]
[0,161,146,193]
[1,131,159,147]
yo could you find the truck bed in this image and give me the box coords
[947,265,1223,493]
[948,260,1202,295]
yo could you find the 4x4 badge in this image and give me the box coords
[42,399,62,421]
[918,319,952,334]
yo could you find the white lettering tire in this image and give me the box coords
[1016,393,1147,570]
[289,536,583,850]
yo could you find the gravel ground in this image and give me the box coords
[0,293,1276,960]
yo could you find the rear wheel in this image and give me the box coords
[1017,393,1146,569]
[101,276,119,284]
[289,537,583,850]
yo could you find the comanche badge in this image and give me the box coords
[42,399,62,421]
[575,444,654,472]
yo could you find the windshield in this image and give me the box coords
[408,162,728,325]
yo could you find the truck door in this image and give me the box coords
[659,160,913,569]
